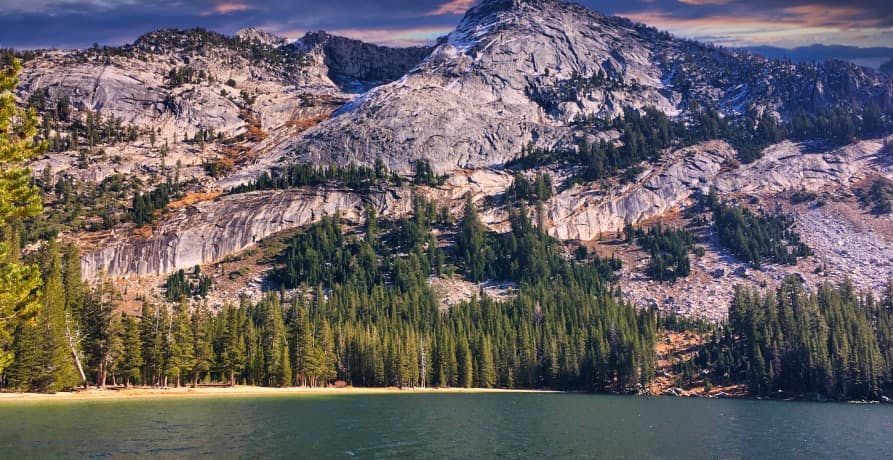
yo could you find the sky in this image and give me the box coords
[0,0,891,51]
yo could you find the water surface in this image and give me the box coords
[1,393,891,458]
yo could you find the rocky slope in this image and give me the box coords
[258,0,893,174]
[18,27,430,187]
[547,141,735,240]
[81,187,413,279]
[12,0,893,316]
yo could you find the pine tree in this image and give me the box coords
[167,302,195,387]
[477,336,496,388]
[458,336,474,388]
[39,242,79,391]
[6,317,43,391]
[456,193,489,282]
[220,305,246,386]
[191,304,213,387]
[0,59,44,375]
[139,303,165,386]
[120,314,143,387]
[83,276,124,389]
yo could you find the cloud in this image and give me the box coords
[0,0,891,50]
[617,0,893,47]
[428,0,478,16]
[0,0,144,14]
[676,0,731,4]
[212,3,253,15]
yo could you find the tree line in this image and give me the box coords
[504,172,553,203]
[227,160,399,194]
[164,266,213,301]
[624,223,695,282]
[1,186,655,392]
[686,276,893,400]
[131,180,181,226]
[510,102,890,184]
[704,189,811,268]
[229,159,450,195]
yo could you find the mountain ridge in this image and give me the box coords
[8,0,893,321]
[248,0,893,177]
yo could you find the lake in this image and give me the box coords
[1,393,891,459]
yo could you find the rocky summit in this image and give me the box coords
[283,0,893,173]
[11,0,893,321]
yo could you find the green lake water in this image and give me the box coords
[1,393,891,459]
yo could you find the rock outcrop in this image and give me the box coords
[81,187,412,279]
[548,141,735,240]
[280,0,673,173]
[714,139,888,194]
[295,32,432,92]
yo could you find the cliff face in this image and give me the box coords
[295,32,432,92]
[277,0,674,173]
[81,187,413,279]
[546,137,892,240]
[548,141,735,241]
[81,136,891,280]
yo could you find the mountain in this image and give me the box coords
[253,0,892,176]
[6,0,893,400]
[16,27,429,144]
[745,44,893,69]
[10,0,893,322]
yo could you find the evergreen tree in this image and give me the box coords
[456,193,490,282]
[120,314,143,387]
[166,302,195,387]
[219,304,246,386]
[0,59,44,375]
[190,304,212,387]
[39,242,80,391]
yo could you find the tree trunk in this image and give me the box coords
[97,366,107,390]
[192,372,198,388]
[229,370,236,387]
[64,324,87,385]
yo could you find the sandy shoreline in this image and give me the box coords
[0,385,555,402]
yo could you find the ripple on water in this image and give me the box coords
[1,393,892,459]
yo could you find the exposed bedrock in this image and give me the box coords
[81,187,412,280]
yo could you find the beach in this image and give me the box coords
[0,385,552,402]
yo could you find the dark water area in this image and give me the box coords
[1,393,891,459]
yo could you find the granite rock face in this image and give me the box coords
[16,27,431,143]
[81,187,412,280]
[263,0,893,174]
[546,137,891,241]
[15,1,893,299]
[713,139,888,194]
[295,32,432,92]
[547,141,735,240]
[280,0,674,173]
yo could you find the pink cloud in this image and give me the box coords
[621,7,891,47]
[677,0,732,4]
[214,2,252,15]
[428,0,478,16]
